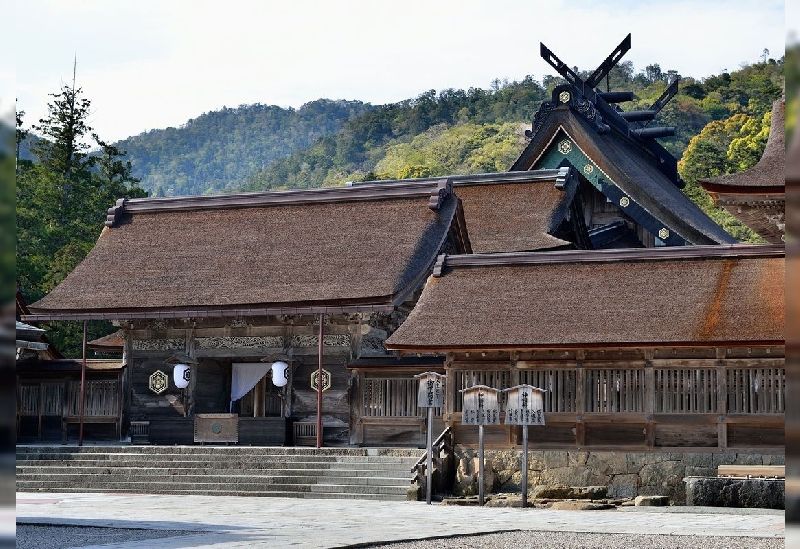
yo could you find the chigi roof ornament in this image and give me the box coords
[532,33,683,188]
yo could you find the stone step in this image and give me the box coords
[16,471,411,485]
[16,445,419,501]
[15,480,409,495]
[14,486,408,500]
[17,445,421,457]
[17,453,419,464]
[16,459,415,470]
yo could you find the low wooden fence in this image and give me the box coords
[17,379,122,441]
[356,360,785,451]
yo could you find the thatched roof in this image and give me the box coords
[88,330,124,352]
[512,102,738,245]
[696,96,785,243]
[385,244,784,352]
[453,178,573,252]
[788,97,800,185]
[699,95,785,191]
[348,169,580,252]
[27,183,464,321]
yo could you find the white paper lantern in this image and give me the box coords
[173,363,191,389]
[271,361,289,387]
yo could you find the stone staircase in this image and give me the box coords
[16,445,422,501]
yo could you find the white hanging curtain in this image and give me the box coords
[230,362,271,412]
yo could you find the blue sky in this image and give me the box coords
[7,0,789,143]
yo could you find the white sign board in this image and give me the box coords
[460,385,501,425]
[504,384,546,425]
[415,372,446,408]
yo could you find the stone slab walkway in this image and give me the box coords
[16,492,785,549]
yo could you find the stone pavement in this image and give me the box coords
[16,492,785,549]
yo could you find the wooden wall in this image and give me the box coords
[439,347,785,452]
[126,314,367,444]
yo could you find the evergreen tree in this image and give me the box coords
[16,78,147,356]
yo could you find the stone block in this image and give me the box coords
[407,482,421,501]
[635,495,669,506]
[549,501,615,511]
[531,485,607,500]
[586,452,628,476]
[607,474,638,499]
[682,453,713,468]
[684,477,784,509]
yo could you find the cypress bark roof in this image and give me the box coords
[385,244,784,351]
[699,96,785,191]
[454,180,572,252]
[787,93,800,185]
[27,184,463,320]
[347,169,579,252]
[512,101,738,246]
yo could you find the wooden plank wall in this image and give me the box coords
[437,354,785,451]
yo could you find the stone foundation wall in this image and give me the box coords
[453,449,785,504]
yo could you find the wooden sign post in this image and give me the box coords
[414,372,445,505]
[503,384,546,508]
[460,385,501,506]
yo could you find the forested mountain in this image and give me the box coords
[240,59,783,192]
[112,99,373,196]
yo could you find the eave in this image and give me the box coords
[387,339,787,355]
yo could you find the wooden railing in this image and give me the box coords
[447,361,785,450]
[355,362,784,450]
[363,378,439,417]
[412,426,454,498]
[62,380,122,441]
[65,380,121,417]
[452,364,786,417]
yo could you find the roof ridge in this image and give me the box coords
[104,169,574,227]
[432,243,783,276]
[105,179,457,227]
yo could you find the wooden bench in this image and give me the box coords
[717,465,785,478]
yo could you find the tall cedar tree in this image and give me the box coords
[17,83,147,356]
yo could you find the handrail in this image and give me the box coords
[413,426,452,472]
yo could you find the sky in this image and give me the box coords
[4,0,791,143]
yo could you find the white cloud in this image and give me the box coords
[14,0,786,142]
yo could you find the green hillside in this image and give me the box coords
[113,99,374,196]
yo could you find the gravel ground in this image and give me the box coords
[15,525,785,549]
[15,524,197,549]
[361,531,786,549]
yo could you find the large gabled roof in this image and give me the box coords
[511,93,738,246]
[698,96,785,244]
[385,244,785,352]
[349,168,583,252]
[26,182,466,321]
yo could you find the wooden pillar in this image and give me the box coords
[645,358,655,448]
[316,313,324,448]
[575,359,585,448]
[445,354,455,422]
[78,321,87,446]
[254,377,266,417]
[186,326,197,417]
[121,325,134,438]
[716,351,728,449]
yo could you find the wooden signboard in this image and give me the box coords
[415,372,445,408]
[504,384,546,425]
[414,372,446,504]
[460,385,501,425]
